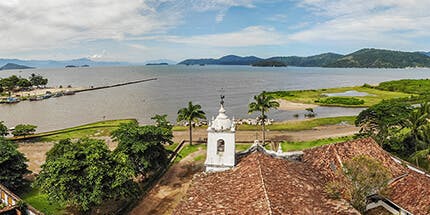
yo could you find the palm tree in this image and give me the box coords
[404,103,430,152]
[177,101,206,145]
[248,91,279,145]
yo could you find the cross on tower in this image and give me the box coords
[219,88,225,106]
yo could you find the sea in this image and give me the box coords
[1,65,430,132]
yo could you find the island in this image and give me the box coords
[252,60,287,67]
[146,63,169,66]
[0,63,34,71]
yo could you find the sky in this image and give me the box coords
[0,0,429,62]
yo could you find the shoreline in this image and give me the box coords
[276,99,319,110]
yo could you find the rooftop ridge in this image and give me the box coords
[257,159,273,215]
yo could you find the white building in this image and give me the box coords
[205,97,236,172]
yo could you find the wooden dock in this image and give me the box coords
[74,78,157,93]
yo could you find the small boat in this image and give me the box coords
[29,96,44,101]
[53,92,64,97]
[64,90,75,95]
[5,97,20,104]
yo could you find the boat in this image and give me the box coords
[64,90,75,95]
[5,97,20,104]
[53,92,64,97]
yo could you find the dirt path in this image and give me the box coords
[17,137,117,173]
[173,124,359,143]
[130,149,205,215]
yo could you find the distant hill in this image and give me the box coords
[179,53,342,67]
[0,63,34,70]
[146,63,169,66]
[325,49,430,68]
[419,52,430,57]
[252,60,287,67]
[267,53,343,67]
[143,59,177,65]
[0,58,130,69]
[179,55,262,65]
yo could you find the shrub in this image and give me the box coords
[316,97,365,105]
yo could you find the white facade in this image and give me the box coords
[205,103,236,172]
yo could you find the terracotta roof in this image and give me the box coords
[304,138,430,215]
[303,138,408,181]
[175,138,430,214]
[388,171,430,214]
[174,151,359,214]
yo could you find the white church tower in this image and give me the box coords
[205,94,236,172]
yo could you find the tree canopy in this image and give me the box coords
[355,99,412,145]
[343,155,391,213]
[29,73,48,87]
[35,138,137,212]
[0,121,8,136]
[12,124,37,137]
[0,137,30,191]
[112,121,173,177]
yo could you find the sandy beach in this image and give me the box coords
[13,86,86,97]
[276,99,319,111]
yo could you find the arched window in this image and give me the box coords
[217,139,225,153]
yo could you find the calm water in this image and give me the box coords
[1,65,430,132]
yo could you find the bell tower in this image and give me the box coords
[205,94,236,172]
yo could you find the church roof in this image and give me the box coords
[175,138,430,214]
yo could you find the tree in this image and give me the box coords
[0,78,16,96]
[0,121,8,136]
[16,78,32,89]
[343,155,391,213]
[248,91,279,144]
[112,121,172,177]
[35,138,137,212]
[177,101,206,145]
[12,124,37,137]
[355,99,412,146]
[0,137,30,191]
[29,73,48,87]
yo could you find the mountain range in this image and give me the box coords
[179,48,430,68]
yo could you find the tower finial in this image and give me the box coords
[220,88,225,106]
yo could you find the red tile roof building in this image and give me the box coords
[175,138,430,214]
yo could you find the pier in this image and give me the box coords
[74,78,157,93]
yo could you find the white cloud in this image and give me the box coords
[162,26,285,47]
[291,0,430,50]
[0,0,258,55]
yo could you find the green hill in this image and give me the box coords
[325,48,430,68]
[0,63,34,70]
[268,53,343,67]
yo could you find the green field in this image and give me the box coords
[281,136,353,151]
[237,116,356,131]
[12,119,136,142]
[268,86,412,107]
[376,79,430,94]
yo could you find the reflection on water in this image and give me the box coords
[0,65,429,132]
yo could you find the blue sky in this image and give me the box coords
[0,0,429,62]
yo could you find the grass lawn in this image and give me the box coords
[281,136,353,151]
[237,116,356,131]
[11,119,136,142]
[21,188,66,215]
[268,86,412,107]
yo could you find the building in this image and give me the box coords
[0,184,42,215]
[175,134,430,214]
[205,96,236,172]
